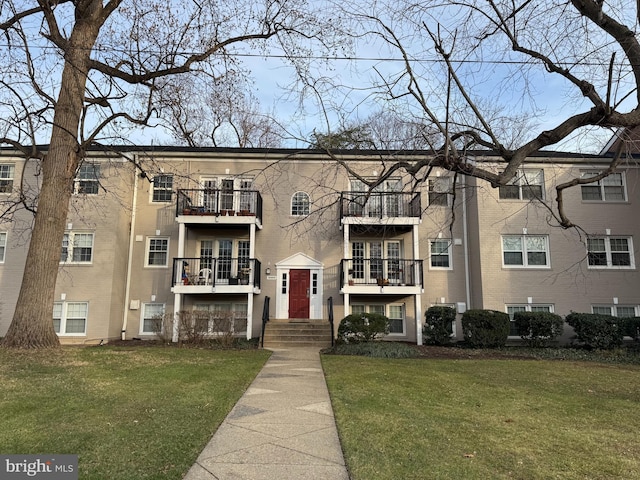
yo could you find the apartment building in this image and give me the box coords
[0,146,638,345]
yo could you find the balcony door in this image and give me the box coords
[352,240,401,283]
[350,178,401,217]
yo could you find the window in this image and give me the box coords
[351,304,405,336]
[291,192,310,216]
[74,163,100,194]
[60,232,94,263]
[146,237,169,267]
[502,235,549,267]
[587,237,634,268]
[0,232,5,263]
[152,174,173,202]
[0,164,14,193]
[193,303,248,335]
[592,305,638,317]
[581,171,626,201]
[430,239,452,269]
[428,177,450,206]
[499,169,544,200]
[141,303,165,334]
[507,304,553,336]
[53,301,88,335]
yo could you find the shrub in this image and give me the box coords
[514,311,564,347]
[624,317,640,342]
[461,309,510,348]
[565,312,624,350]
[337,313,389,343]
[423,306,456,345]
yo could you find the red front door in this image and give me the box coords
[289,269,310,318]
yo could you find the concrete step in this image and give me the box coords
[261,319,334,348]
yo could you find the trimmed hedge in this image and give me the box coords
[565,312,624,350]
[623,317,640,342]
[461,309,510,348]
[337,313,389,343]
[423,306,456,345]
[514,311,564,347]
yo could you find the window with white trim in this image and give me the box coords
[502,235,549,267]
[0,164,14,193]
[141,303,165,334]
[0,232,6,263]
[587,237,634,269]
[592,305,638,317]
[507,304,553,336]
[430,239,452,269]
[74,163,100,194]
[146,237,169,267]
[60,232,94,264]
[351,303,406,335]
[291,192,310,216]
[581,171,626,201]
[53,301,88,335]
[428,177,451,206]
[499,169,544,200]
[193,303,248,335]
[152,174,173,202]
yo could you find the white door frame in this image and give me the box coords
[275,252,324,319]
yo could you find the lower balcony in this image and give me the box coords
[171,257,261,294]
[340,258,424,294]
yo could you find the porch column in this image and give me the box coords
[249,223,256,257]
[172,293,182,343]
[246,293,253,340]
[415,293,423,345]
[178,222,186,257]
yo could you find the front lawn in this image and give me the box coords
[0,346,270,479]
[322,355,640,480]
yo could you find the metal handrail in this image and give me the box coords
[328,296,335,347]
[260,296,270,348]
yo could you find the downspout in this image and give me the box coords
[462,175,471,313]
[121,158,139,340]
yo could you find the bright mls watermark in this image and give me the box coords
[1,455,77,479]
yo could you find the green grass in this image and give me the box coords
[322,356,640,480]
[0,346,270,479]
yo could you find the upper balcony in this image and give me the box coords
[339,192,421,226]
[176,189,263,227]
[339,258,424,295]
[171,257,261,294]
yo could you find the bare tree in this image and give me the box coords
[0,0,339,348]
[303,0,640,227]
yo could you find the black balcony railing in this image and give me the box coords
[177,189,263,221]
[340,258,423,287]
[172,257,261,289]
[339,192,421,220]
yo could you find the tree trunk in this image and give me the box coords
[1,3,103,348]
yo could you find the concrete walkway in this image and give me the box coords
[183,347,350,480]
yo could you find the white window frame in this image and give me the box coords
[145,236,170,267]
[193,302,248,335]
[140,303,165,335]
[291,191,311,216]
[0,231,6,263]
[506,304,554,337]
[587,236,635,269]
[0,164,14,193]
[499,169,545,200]
[74,163,100,195]
[151,174,174,203]
[60,232,94,264]
[428,177,451,207]
[53,301,88,336]
[429,239,452,270]
[502,235,550,268]
[592,305,638,317]
[351,303,406,336]
[580,170,627,202]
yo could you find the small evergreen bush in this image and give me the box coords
[624,317,640,342]
[423,306,456,345]
[514,311,564,347]
[565,312,624,350]
[329,341,418,358]
[337,313,389,343]
[461,309,510,348]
